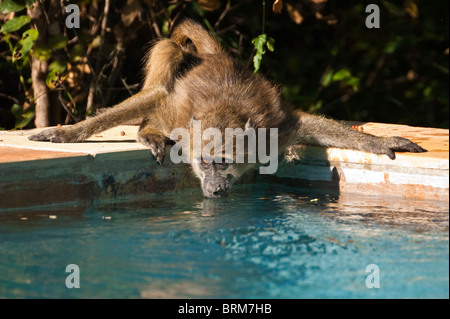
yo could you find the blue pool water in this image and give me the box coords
[0,184,448,298]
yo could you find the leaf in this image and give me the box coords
[46,59,67,89]
[65,91,77,110]
[69,44,84,62]
[405,0,419,18]
[320,68,334,87]
[49,59,67,73]
[252,34,267,54]
[15,110,35,129]
[311,100,323,112]
[253,53,263,74]
[89,35,101,49]
[381,0,406,16]
[384,39,398,54]
[11,102,35,129]
[46,71,57,89]
[203,18,215,33]
[346,77,360,92]
[11,103,22,118]
[161,20,169,37]
[272,0,283,14]
[0,15,30,33]
[330,45,339,57]
[12,28,38,62]
[198,0,221,12]
[49,34,68,50]
[252,34,275,73]
[252,34,267,73]
[331,68,360,91]
[286,3,303,24]
[0,0,26,13]
[332,69,352,81]
[266,37,275,52]
[32,43,52,61]
[423,86,433,98]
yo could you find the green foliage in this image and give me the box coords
[324,69,360,92]
[262,0,448,128]
[46,60,67,89]
[13,28,38,62]
[252,34,275,73]
[0,15,30,33]
[0,0,27,14]
[0,0,34,13]
[0,0,36,129]
[32,43,52,61]
[48,34,68,50]
[11,102,34,129]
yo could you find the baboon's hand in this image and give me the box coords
[28,127,79,143]
[381,136,426,160]
[137,134,168,164]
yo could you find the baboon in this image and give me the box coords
[29,19,425,198]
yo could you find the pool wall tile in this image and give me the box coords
[0,122,448,210]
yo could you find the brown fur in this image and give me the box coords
[29,19,425,197]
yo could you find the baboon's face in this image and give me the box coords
[191,159,234,198]
[191,159,257,198]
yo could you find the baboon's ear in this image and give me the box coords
[244,118,252,131]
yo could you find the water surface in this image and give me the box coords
[0,184,448,298]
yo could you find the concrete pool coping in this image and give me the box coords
[0,122,448,210]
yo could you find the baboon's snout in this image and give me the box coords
[203,180,229,198]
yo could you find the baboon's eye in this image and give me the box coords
[184,38,197,52]
[200,159,211,169]
[215,162,228,170]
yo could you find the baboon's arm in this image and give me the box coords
[295,113,425,159]
[28,87,168,143]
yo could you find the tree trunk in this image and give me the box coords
[29,2,50,127]
[31,56,50,128]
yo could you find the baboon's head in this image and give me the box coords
[191,158,232,198]
[175,117,276,198]
[190,159,254,198]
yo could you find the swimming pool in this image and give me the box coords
[0,184,448,298]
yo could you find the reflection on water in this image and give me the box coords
[0,184,448,298]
